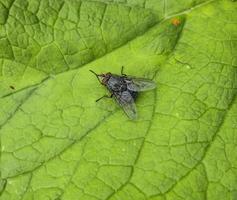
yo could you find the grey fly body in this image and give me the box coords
[90,67,156,120]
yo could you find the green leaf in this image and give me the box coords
[1,0,237,200]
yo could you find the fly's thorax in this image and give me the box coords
[106,75,127,92]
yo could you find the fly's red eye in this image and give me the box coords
[102,78,107,85]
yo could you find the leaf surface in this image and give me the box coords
[1,0,237,200]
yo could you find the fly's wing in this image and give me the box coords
[126,77,156,92]
[114,90,137,120]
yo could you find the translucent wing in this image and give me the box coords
[126,78,156,92]
[114,90,137,120]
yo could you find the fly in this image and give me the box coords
[90,66,156,120]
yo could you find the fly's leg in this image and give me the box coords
[96,94,113,102]
[121,66,127,76]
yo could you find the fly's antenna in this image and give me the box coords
[89,70,101,83]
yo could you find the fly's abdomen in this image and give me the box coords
[129,90,138,100]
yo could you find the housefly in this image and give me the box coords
[90,67,156,120]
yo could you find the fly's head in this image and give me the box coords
[90,70,112,86]
[100,72,112,86]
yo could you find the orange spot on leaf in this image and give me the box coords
[171,18,181,26]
